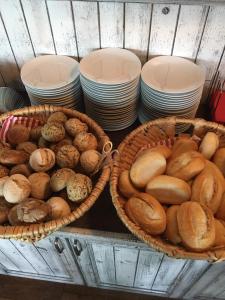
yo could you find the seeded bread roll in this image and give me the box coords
[125,193,166,235]
[213,148,225,177]
[73,132,98,152]
[199,132,219,159]
[47,112,67,124]
[118,170,140,198]
[146,175,191,205]
[166,151,205,181]
[165,205,181,245]
[41,123,65,143]
[214,219,225,247]
[171,137,198,158]
[177,202,215,252]
[67,174,92,202]
[191,163,224,214]
[65,118,88,137]
[130,151,166,189]
[56,145,80,169]
[50,168,75,192]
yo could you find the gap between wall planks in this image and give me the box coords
[0,0,225,103]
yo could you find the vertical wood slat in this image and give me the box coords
[99,2,124,48]
[148,4,179,58]
[0,0,35,68]
[72,1,99,59]
[172,5,208,59]
[91,243,116,285]
[196,6,225,81]
[152,255,187,292]
[124,3,152,64]
[134,249,163,289]
[114,246,139,287]
[21,0,55,55]
[184,261,225,299]
[0,239,36,273]
[47,0,78,58]
[200,270,225,298]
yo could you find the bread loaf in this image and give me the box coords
[130,151,166,188]
[118,170,140,198]
[165,205,181,245]
[213,148,225,177]
[199,132,219,159]
[177,202,215,251]
[125,193,166,235]
[166,151,205,181]
[146,175,191,204]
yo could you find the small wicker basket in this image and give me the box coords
[110,116,225,262]
[0,105,111,242]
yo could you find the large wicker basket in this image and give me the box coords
[0,105,111,241]
[110,116,225,262]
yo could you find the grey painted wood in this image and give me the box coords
[152,255,187,293]
[124,2,152,64]
[0,247,20,272]
[134,249,163,289]
[114,245,139,287]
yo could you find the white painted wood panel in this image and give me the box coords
[134,249,163,289]
[0,0,35,68]
[125,3,151,64]
[148,4,179,58]
[0,17,21,88]
[99,2,124,48]
[184,261,225,299]
[0,248,19,272]
[173,5,207,59]
[199,269,225,298]
[72,1,99,59]
[21,0,55,55]
[0,239,36,273]
[152,255,187,292]
[114,246,139,287]
[10,239,54,276]
[47,0,78,57]
[91,243,115,285]
[196,6,225,81]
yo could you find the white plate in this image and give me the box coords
[21,55,79,89]
[80,48,141,84]
[141,56,205,93]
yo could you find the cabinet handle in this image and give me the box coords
[54,237,64,254]
[73,239,83,256]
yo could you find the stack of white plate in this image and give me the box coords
[139,56,205,133]
[21,55,83,110]
[80,48,141,131]
[0,87,26,112]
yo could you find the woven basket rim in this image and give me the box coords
[110,116,225,262]
[0,105,111,241]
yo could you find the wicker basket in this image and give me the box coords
[110,116,225,262]
[0,105,111,241]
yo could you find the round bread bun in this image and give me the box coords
[199,132,219,160]
[56,145,80,169]
[16,142,37,155]
[47,112,67,124]
[7,124,30,145]
[171,137,198,158]
[216,192,225,220]
[73,132,98,152]
[137,145,172,159]
[47,197,71,220]
[213,148,225,177]
[214,219,225,247]
[29,172,51,200]
[165,205,181,245]
[118,170,140,198]
[41,123,65,143]
[177,202,215,252]
[80,150,101,174]
[0,149,28,165]
[0,176,9,196]
[191,164,224,214]
[130,151,166,189]
[0,197,11,224]
[146,175,191,205]
[0,165,9,178]
[125,193,166,235]
[65,118,88,137]
[67,173,92,202]
[50,168,75,192]
[166,151,205,181]
[29,148,55,172]
[10,164,32,177]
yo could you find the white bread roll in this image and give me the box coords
[199,132,219,159]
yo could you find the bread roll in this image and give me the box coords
[216,192,225,220]
[10,164,32,177]
[171,137,198,158]
[166,151,205,181]
[118,170,140,198]
[29,148,55,172]
[0,149,28,165]
[177,202,215,251]
[165,205,181,245]
[125,193,166,235]
[47,197,71,220]
[130,152,166,188]
[191,164,224,214]
[29,172,51,200]
[146,175,191,204]
[213,148,225,177]
[214,219,225,247]
[199,132,219,159]
[138,145,172,159]
[50,168,75,192]
[7,125,30,145]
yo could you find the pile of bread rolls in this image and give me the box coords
[119,132,225,252]
[0,112,102,226]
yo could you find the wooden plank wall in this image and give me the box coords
[0,0,225,102]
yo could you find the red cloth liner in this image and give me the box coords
[0,115,40,143]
